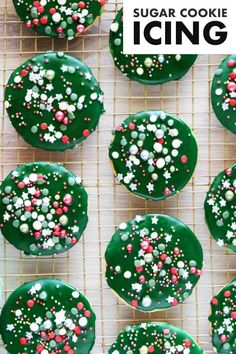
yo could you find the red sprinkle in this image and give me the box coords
[20,338,26,345]
[181,155,188,163]
[27,300,34,308]
[129,123,135,130]
[83,129,90,137]
[40,123,47,130]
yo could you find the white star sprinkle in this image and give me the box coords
[71,225,79,233]
[147,183,154,193]
[48,124,55,132]
[163,171,171,179]
[116,174,123,182]
[6,324,14,331]
[12,170,19,178]
[185,281,193,290]
[132,283,142,292]
[222,102,229,111]
[85,72,92,80]
[165,234,172,243]
[54,310,66,325]
[130,183,137,191]
[217,239,224,247]
[222,180,230,189]
[151,216,158,225]
[135,215,143,223]
[167,296,174,303]
[61,65,68,73]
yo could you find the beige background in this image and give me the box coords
[0,0,235,353]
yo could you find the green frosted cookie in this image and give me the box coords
[105,214,203,312]
[0,278,96,354]
[110,9,197,85]
[209,279,236,354]
[109,110,198,201]
[13,0,105,39]
[108,322,204,354]
[0,161,88,256]
[205,163,236,252]
[211,55,236,134]
[5,51,104,151]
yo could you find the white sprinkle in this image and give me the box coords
[158,55,165,63]
[33,220,42,231]
[137,67,144,75]
[59,101,68,111]
[110,22,119,33]
[150,114,157,122]
[175,54,181,61]
[215,88,223,96]
[129,144,138,155]
[142,296,152,307]
[38,215,45,222]
[140,150,149,161]
[15,309,22,317]
[79,317,88,327]
[14,75,22,84]
[172,139,181,149]
[112,151,119,159]
[154,142,163,153]
[160,111,166,120]
[171,149,178,157]
[124,271,131,279]
[30,323,39,332]
[72,291,79,298]
[90,93,98,100]
[55,132,63,139]
[35,283,41,291]
[119,222,127,230]
[155,129,164,139]
[156,158,165,169]
[52,13,61,23]
[43,320,52,330]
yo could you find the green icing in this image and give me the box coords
[5,51,104,151]
[108,322,204,354]
[209,279,236,354]
[204,163,236,252]
[109,9,197,85]
[211,54,236,134]
[0,161,88,256]
[109,110,198,201]
[13,0,105,39]
[0,278,96,354]
[105,214,203,312]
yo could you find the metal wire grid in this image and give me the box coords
[0,1,236,353]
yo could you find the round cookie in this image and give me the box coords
[209,279,236,354]
[0,161,88,256]
[105,214,203,312]
[110,9,197,85]
[13,0,105,39]
[109,110,198,201]
[204,163,236,252]
[108,322,204,354]
[5,51,104,151]
[211,55,236,134]
[0,278,96,354]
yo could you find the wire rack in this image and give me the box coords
[0,0,236,353]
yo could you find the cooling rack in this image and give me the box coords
[0,0,236,353]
